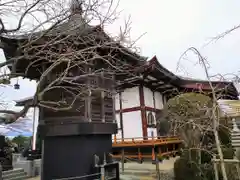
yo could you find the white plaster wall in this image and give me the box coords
[115,93,120,110]
[122,111,142,139]
[147,128,158,137]
[121,87,140,109]
[155,92,164,109]
[143,87,154,108]
[116,113,121,129]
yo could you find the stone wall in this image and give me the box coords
[12,153,41,177]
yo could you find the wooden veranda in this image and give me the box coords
[111,136,182,163]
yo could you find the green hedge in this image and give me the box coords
[174,155,214,180]
[174,124,235,180]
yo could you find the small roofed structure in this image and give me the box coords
[0,1,148,179]
[15,97,33,107]
[0,10,146,80]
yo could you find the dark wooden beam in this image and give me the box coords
[101,72,105,122]
[139,85,147,139]
[119,92,124,139]
[85,67,92,122]
[116,106,161,113]
[112,75,116,123]
[153,91,156,124]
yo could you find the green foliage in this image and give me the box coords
[156,116,170,136]
[12,135,30,148]
[218,126,232,148]
[35,127,42,150]
[174,122,235,180]
[157,154,164,161]
[165,92,213,121]
[174,147,236,180]
[0,78,11,85]
[169,93,236,180]
[174,155,214,180]
[163,93,216,143]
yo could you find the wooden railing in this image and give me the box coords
[112,135,182,147]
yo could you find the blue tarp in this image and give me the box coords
[7,117,33,133]
[5,131,32,137]
[0,117,33,137]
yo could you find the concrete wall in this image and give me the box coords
[12,154,41,177]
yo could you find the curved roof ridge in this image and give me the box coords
[147,56,179,80]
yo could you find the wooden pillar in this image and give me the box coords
[112,75,116,123]
[138,148,142,163]
[151,147,155,163]
[151,132,155,163]
[158,146,161,157]
[101,72,105,122]
[119,92,125,172]
[85,67,92,122]
[119,92,124,139]
[101,91,105,122]
[153,91,157,136]
[139,86,147,139]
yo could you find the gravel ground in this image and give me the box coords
[27,157,177,180]
[120,157,177,171]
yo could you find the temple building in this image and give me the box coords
[13,56,239,163]
[14,56,239,142]
[113,56,239,140]
[0,0,238,169]
[13,55,239,163]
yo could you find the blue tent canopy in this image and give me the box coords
[6,117,33,133]
[0,117,34,137]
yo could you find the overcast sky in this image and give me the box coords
[1,0,240,107]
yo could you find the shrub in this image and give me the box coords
[174,156,214,180]
[174,147,236,180]
[157,154,164,162]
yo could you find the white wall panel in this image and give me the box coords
[143,87,154,108]
[155,92,164,109]
[121,87,140,109]
[115,93,120,111]
[116,113,121,129]
[122,111,142,139]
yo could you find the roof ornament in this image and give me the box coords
[70,0,83,15]
[14,78,20,90]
